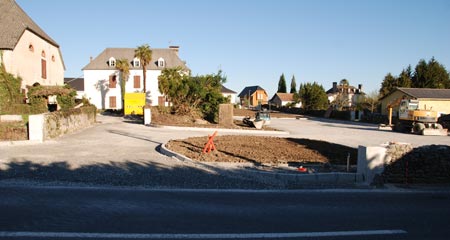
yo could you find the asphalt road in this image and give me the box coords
[1,186,449,240]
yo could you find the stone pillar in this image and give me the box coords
[28,114,45,142]
[357,145,388,185]
[144,107,151,126]
[219,104,233,126]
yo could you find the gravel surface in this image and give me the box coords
[3,114,447,189]
[0,115,327,189]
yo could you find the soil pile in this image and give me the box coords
[166,135,357,166]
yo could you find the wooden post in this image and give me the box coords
[388,107,393,126]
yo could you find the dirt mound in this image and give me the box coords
[166,135,357,166]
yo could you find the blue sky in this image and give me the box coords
[17,0,450,97]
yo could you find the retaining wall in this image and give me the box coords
[29,106,96,141]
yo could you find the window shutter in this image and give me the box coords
[109,75,116,88]
[41,59,47,79]
[134,76,141,88]
[109,96,116,108]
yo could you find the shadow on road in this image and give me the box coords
[0,159,279,189]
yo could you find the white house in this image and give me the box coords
[64,77,84,99]
[221,86,237,104]
[326,82,364,109]
[82,46,188,110]
[270,93,300,107]
[0,0,65,94]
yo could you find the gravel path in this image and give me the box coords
[4,115,445,189]
[0,115,298,189]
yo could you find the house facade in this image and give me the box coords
[379,88,450,117]
[221,86,237,104]
[64,77,84,99]
[0,0,65,93]
[238,86,269,107]
[270,93,301,108]
[326,82,364,109]
[82,46,188,110]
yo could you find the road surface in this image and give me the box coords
[0,186,449,239]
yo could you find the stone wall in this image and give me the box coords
[382,144,450,184]
[29,106,96,141]
[44,106,96,140]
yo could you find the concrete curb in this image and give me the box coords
[0,139,46,147]
[160,142,364,186]
[150,124,289,135]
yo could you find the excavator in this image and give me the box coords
[387,97,447,136]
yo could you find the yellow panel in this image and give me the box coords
[124,93,146,115]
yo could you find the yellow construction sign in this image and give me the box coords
[124,93,145,115]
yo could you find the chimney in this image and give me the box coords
[332,82,337,92]
[358,84,363,93]
[169,46,179,56]
[89,56,93,62]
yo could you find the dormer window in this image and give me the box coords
[158,57,165,67]
[109,57,116,67]
[133,58,140,67]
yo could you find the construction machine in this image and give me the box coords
[242,110,271,129]
[387,98,447,136]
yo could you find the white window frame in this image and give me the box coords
[133,58,140,67]
[158,57,165,67]
[109,57,116,67]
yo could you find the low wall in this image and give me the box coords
[29,106,96,141]
[357,143,412,185]
[383,144,450,184]
[0,115,23,122]
[161,142,363,187]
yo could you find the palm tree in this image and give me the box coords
[134,44,152,93]
[115,58,130,112]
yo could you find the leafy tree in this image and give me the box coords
[397,65,412,88]
[158,67,227,122]
[190,72,227,121]
[339,78,349,87]
[412,57,450,88]
[134,44,152,93]
[115,58,130,111]
[277,73,287,93]
[379,58,450,97]
[290,75,297,93]
[299,82,328,111]
[0,53,23,112]
[158,67,188,112]
[379,73,397,97]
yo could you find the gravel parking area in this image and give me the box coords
[1,114,448,189]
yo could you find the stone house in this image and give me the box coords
[0,0,65,94]
[326,82,364,109]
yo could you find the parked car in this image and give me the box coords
[438,114,450,129]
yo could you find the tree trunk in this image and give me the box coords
[143,66,147,93]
